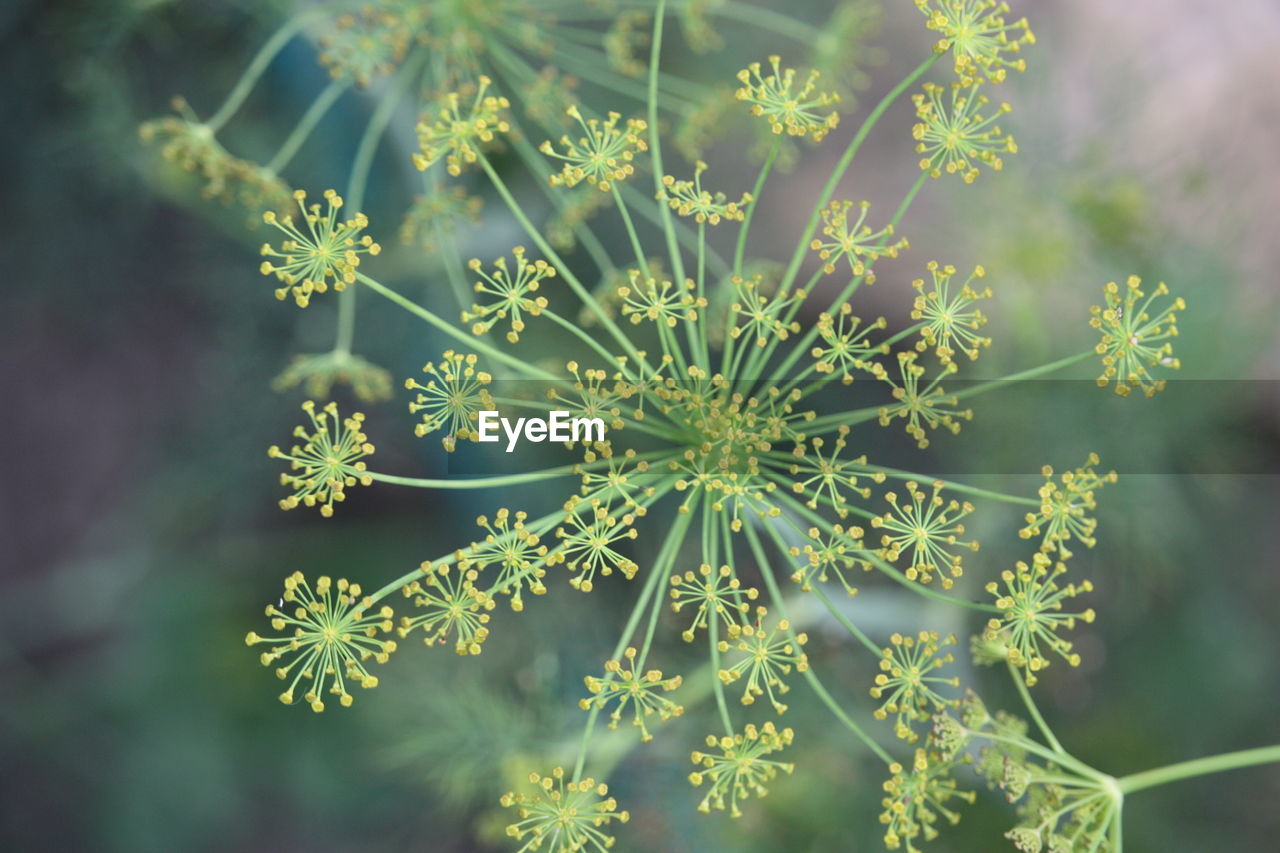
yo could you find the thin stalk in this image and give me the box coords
[951,350,1095,401]
[207,10,327,132]
[775,55,940,298]
[1117,745,1280,795]
[734,137,780,277]
[266,78,350,173]
[573,502,696,779]
[742,519,893,763]
[477,154,648,368]
[355,272,558,380]
[1010,660,1065,754]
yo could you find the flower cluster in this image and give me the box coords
[268,401,374,517]
[658,162,752,225]
[911,262,993,364]
[245,572,396,711]
[463,247,555,343]
[984,552,1095,684]
[413,76,511,176]
[735,56,840,142]
[915,0,1035,84]
[811,200,908,278]
[259,189,381,307]
[717,613,809,714]
[912,82,1015,183]
[871,631,959,742]
[581,647,684,742]
[689,722,795,817]
[1019,454,1118,557]
[501,767,630,853]
[405,350,494,451]
[541,106,649,192]
[1090,275,1184,397]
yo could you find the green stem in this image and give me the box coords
[709,604,734,735]
[951,350,1095,401]
[333,49,426,355]
[647,0,691,335]
[775,55,939,298]
[355,272,558,380]
[859,464,1039,507]
[1010,660,1065,754]
[1117,745,1280,795]
[367,466,579,489]
[476,154,647,368]
[742,520,893,764]
[610,184,650,276]
[573,501,696,779]
[266,78,350,173]
[207,11,326,132]
[734,137,779,277]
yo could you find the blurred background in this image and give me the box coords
[3,0,1278,850]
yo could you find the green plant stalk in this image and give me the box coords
[742,517,893,764]
[1009,660,1065,754]
[775,54,940,299]
[335,49,427,355]
[573,497,697,779]
[1117,745,1280,795]
[477,154,649,369]
[266,78,351,173]
[355,272,559,380]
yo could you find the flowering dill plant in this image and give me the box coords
[140,1,1280,851]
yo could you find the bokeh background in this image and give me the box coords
[3,0,1279,851]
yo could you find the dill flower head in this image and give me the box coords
[871,631,959,742]
[140,98,292,213]
[604,10,650,77]
[271,350,394,404]
[873,481,978,589]
[458,509,548,611]
[729,274,803,347]
[788,426,880,516]
[462,247,555,343]
[551,497,639,592]
[399,562,494,655]
[260,189,381,307]
[810,200,908,278]
[413,76,511,176]
[1019,454,1118,557]
[912,82,1015,183]
[914,0,1035,83]
[399,183,483,251]
[658,161,752,225]
[317,4,424,86]
[718,612,809,714]
[406,350,494,451]
[879,748,974,851]
[811,305,889,384]
[618,271,706,327]
[501,766,630,853]
[1090,275,1185,397]
[789,524,869,596]
[689,721,795,817]
[540,106,649,192]
[245,572,396,712]
[911,262,993,364]
[984,552,1095,684]
[268,400,374,517]
[580,646,684,742]
[736,56,840,142]
[669,563,759,642]
[878,352,972,449]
